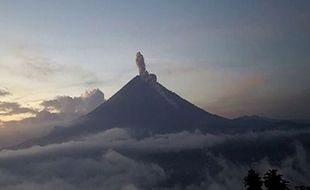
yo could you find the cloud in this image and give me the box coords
[2,128,310,159]
[0,128,309,189]
[0,102,37,116]
[0,150,165,190]
[41,88,105,115]
[0,89,105,148]
[17,51,60,79]
[0,48,102,88]
[183,144,310,190]
[0,110,78,148]
[0,88,11,96]
[0,128,223,159]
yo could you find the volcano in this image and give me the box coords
[36,73,228,145]
[12,52,308,150]
[5,53,310,190]
[86,52,228,133]
[12,52,231,148]
[60,52,229,135]
[87,73,228,133]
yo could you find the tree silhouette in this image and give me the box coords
[263,169,290,190]
[244,169,263,190]
[295,186,310,190]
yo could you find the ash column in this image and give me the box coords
[136,51,149,77]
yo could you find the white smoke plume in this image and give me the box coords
[135,52,157,83]
[136,52,148,76]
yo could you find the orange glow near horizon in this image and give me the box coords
[0,113,36,123]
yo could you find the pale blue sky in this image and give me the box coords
[0,0,309,119]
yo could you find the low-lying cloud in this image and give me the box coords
[0,149,166,190]
[0,127,309,189]
[182,144,310,190]
[1,128,310,159]
[0,102,37,116]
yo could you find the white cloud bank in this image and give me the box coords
[41,88,105,115]
[0,149,165,190]
[0,127,309,189]
[0,89,105,148]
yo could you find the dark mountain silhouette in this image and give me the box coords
[11,74,231,149]
[87,75,228,132]
[8,52,309,149]
[232,115,310,132]
[4,53,310,189]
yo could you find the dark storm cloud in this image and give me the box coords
[0,102,37,116]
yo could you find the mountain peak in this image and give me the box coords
[83,52,227,133]
[9,56,229,148]
[85,73,227,134]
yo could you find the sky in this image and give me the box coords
[0,0,310,122]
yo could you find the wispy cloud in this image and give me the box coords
[0,88,10,96]
[0,47,102,88]
[0,102,37,116]
[0,149,165,190]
